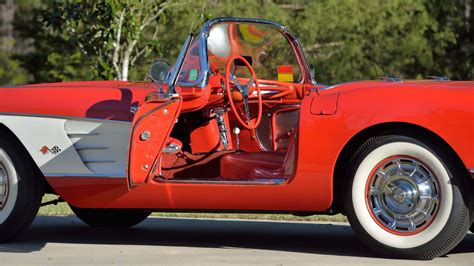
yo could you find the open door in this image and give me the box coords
[127,95,181,188]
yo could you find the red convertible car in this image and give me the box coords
[0,18,473,259]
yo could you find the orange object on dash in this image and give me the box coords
[277,65,294,82]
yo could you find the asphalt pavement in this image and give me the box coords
[0,216,472,265]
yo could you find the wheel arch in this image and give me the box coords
[0,123,54,194]
[331,121,469,213]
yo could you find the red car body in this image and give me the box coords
[0,17,472,259]
[1,79,472,210]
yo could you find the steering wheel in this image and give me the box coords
[225,55,263,130]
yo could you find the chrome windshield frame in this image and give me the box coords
[174,17,317,89]
[168,34,194,93]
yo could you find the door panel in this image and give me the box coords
[128,97,181,188]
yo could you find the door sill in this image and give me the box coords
[154,176,287,185]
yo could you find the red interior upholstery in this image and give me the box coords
[250,129,297,179]
[220,129,297,180]
[219,152,286,179]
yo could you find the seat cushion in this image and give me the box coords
[220,151,286,180]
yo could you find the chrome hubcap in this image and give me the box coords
[367,157,440,233]
[0,164,8,209]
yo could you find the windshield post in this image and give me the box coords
[167,34,194,95]
[294,37,318,85]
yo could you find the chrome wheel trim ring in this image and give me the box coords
[0,163,8,210]
[366,156,440,235]
[353,142,452,248]
[0,149,18,224]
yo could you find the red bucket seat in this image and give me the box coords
[220,129,297,180]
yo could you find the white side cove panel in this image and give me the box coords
[65,120,130,176]
[0,115,130,177]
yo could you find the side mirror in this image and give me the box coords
[149,61,170,83]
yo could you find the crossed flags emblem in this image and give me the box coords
[40,145,62,155]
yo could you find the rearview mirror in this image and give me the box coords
[149,61,170,83]
[234,55,253,67]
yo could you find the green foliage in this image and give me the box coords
[13,3,92,83]
[12,0,205,82]
[1,0,472,85]
[422,0,473,80]
[0,51,28,85]
[290,0,455,83]
[204,0,290,23]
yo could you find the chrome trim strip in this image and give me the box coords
[67,132,100,137]
[75,147,110,151]
[427,76,449,81]
[45,174,287,184]
[469,168,474,174]
[0,112,131,125]
[45,173,126,178]
[83,160,116,164]
[154,176,287,185]
[379,77,402,82]
[295,37,318,85]
[203,17,287,32]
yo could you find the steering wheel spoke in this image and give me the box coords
[225,56,262,130]
[242,96,251,125]
[229,73,238,84]
[245,77,254,87]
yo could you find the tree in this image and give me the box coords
[31,0,188,81]
[7,0,473,85]
[15,0,203,82]
[0,0,30,86]
[286,0,455,83]
[13,2,91,83]
[422,0,473,80]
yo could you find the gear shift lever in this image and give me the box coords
[233,127,241,151]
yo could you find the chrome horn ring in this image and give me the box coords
[229,73,254,125]
[0,163,9,210]
[366,156,440,234]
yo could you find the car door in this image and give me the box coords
[127,94,181,188]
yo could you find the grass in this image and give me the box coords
[39,194,348,222]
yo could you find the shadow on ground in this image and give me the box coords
[0,216,473,258]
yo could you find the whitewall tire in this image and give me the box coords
[0,135,43,242]
[0,149,19,224]
[345,135,471,260]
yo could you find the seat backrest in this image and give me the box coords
[280,127,298,177]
